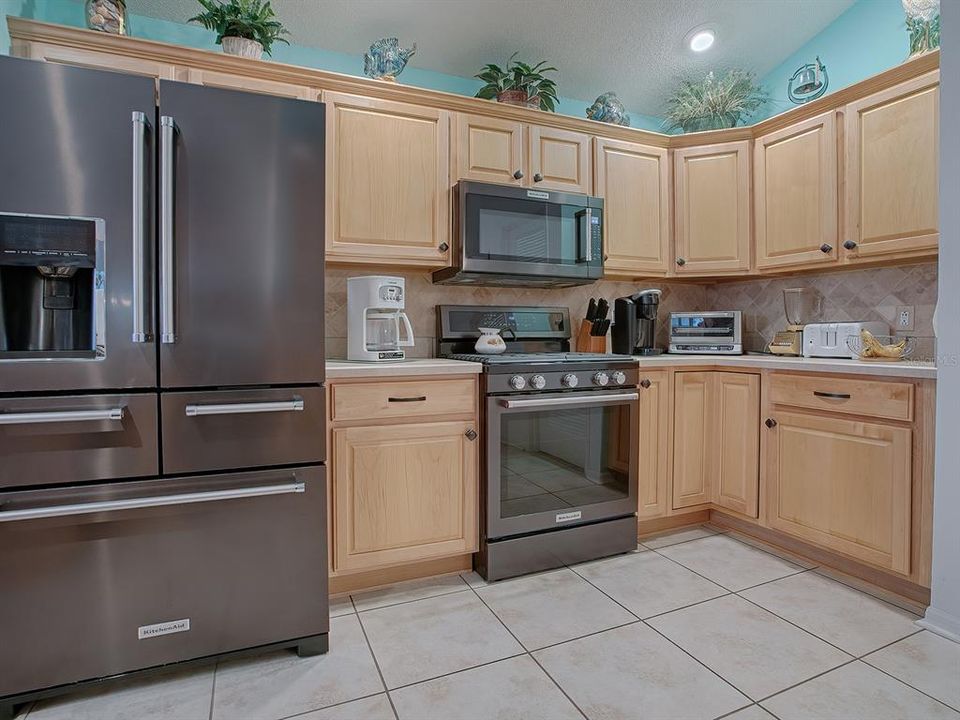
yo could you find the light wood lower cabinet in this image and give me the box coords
[713,373,760,517]
[637,372,671,518]
[332,420,478,573]
[765,411,912,574]
[672,373,713,509]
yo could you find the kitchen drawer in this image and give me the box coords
[161,386,325,474]
[0,393,158,488]
[331,378,476,423]
[769,374,913,421]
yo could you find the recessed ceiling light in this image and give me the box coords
[689,30,715,52]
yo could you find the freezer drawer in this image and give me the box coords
[161,386,325,474]
[0,466,327,699]
[0,393,158,488]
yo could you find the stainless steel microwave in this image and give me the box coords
[432,181,604,287]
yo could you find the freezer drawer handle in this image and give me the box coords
[0,407,125,425]
[159,115,177,344]
[132,111,152,343]
[499,393,638,410]
[0,481,306,523]
[184,399,305,417]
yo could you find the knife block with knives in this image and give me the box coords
[577,297,609,352]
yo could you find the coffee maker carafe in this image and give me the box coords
[612,289,662,355]
[347,276,415,362]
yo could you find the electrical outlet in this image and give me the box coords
[896,305,914,331]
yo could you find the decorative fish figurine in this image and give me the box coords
[586,91,631,126]
[363,38,417,81]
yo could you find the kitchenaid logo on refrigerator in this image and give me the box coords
[555,510,582,523]
[138,618,190,640]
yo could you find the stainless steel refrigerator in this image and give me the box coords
[0,56,327,715]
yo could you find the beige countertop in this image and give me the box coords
[632,353,937,380]
[326,358,484,379]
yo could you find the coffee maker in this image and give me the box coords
[612,289,662,355]
[347,276,415,362]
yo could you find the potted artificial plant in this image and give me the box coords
[475,53,559,112]
[663,69,768,133]
[189,0,289,59]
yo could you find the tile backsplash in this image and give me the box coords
[325,263,938,358]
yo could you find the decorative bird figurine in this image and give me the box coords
[363,38,417,81]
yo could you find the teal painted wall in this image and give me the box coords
[1,0,664,130]
[757,0,912,120]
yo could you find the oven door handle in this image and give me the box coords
[498,392,638,410]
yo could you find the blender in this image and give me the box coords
[768,288,822,356]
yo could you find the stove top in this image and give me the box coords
[445,352,626,365]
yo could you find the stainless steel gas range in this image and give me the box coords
[437,305,639,581]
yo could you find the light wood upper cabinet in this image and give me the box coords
[176,67,317,99]
[638,371,671,518]
[712,372,760,518]
[755,112,839,270]
[455,114,524,185]
[528,125,592,193]
[13,40,177,79]
[765,411,912,574]
[594,138,671,276]
[674,141,751,274]
[673,372,712,509]
[325,92,451,267]
[332,420,478,573]
[843,72,939,262]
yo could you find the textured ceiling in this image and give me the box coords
[127,0,855,113]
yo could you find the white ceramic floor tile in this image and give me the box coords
[723,705,777,720]
[459,570,489,589]
[390,655,581,720]
[574,550,727,619]
[534,623,749,720]
[864,631,960,710]
[211,614,384,720]
[476,568,636,650]
[761,661,960,720]
[297,694,395,720]
[727,533,818,569]
[360,590,524,689]
[741,571,919,656]
[647,594,851,700]
[27,666,214,720]
[641,525,718,549]
[329,594,355,617]
[657,535,804,591]
[351,574,468,612]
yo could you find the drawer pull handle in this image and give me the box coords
[813,391,851,400]
[185,400,304,417]
[0,408,125,425]
[388,396,427,403]
[0,481,305,523]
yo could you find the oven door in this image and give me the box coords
[459,182,603,282]
[486,389,638,540]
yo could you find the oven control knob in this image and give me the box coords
[561,373,579,388]
[611,370,627,385]
[509,374,526,390]
[593,372,610,387]
[529,374,546,390]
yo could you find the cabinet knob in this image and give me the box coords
[820,243,833,254]
[765,418,777,429]
[640,378,651,389]
[676,257,686,266]
[464,428,478,441]
[438,242,449,252]
[513,170,524,180]
[533,173,544,183]
[843,240,858,251]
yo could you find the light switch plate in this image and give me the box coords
[896,306,914,331]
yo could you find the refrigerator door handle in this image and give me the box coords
[159,115,176,344]
[0,481,306,523]
[184,399,305,417]
[0,408,125,425]
[131,111,151,343]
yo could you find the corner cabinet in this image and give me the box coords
[637,371,671,518]
[672,373,713,509]
[594,138,671,277]
[843,71,939,262]
[325,92,451,267]
[673,141,752,275]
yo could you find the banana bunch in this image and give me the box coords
[859,329,907,359]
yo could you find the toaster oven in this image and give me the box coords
[669,311,743,354]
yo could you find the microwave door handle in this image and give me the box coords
[399,312,415,347]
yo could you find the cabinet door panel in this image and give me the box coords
[178,67,316,99]
[765,412,912,574]
[455,114,524,185]
[16,41,177,79]
[325,92,450,266]
[712,373,760,518]
[755,112,838,269]
[333,421,477,572]
[673,373,712,508]
[529,125,592,193]
[844,72,939,260]
[594,138,670,276]
[638,371,671,518]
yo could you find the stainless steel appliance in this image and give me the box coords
[438,305,639,581]
[0,56,327,717]
[803,321,887,358]
[769,287,822,356]
[347,275,415,361]
[668,311,743,354]
[611,289,663,355]
[433,181,604,287]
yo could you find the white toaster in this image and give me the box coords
[802,322,888,358]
